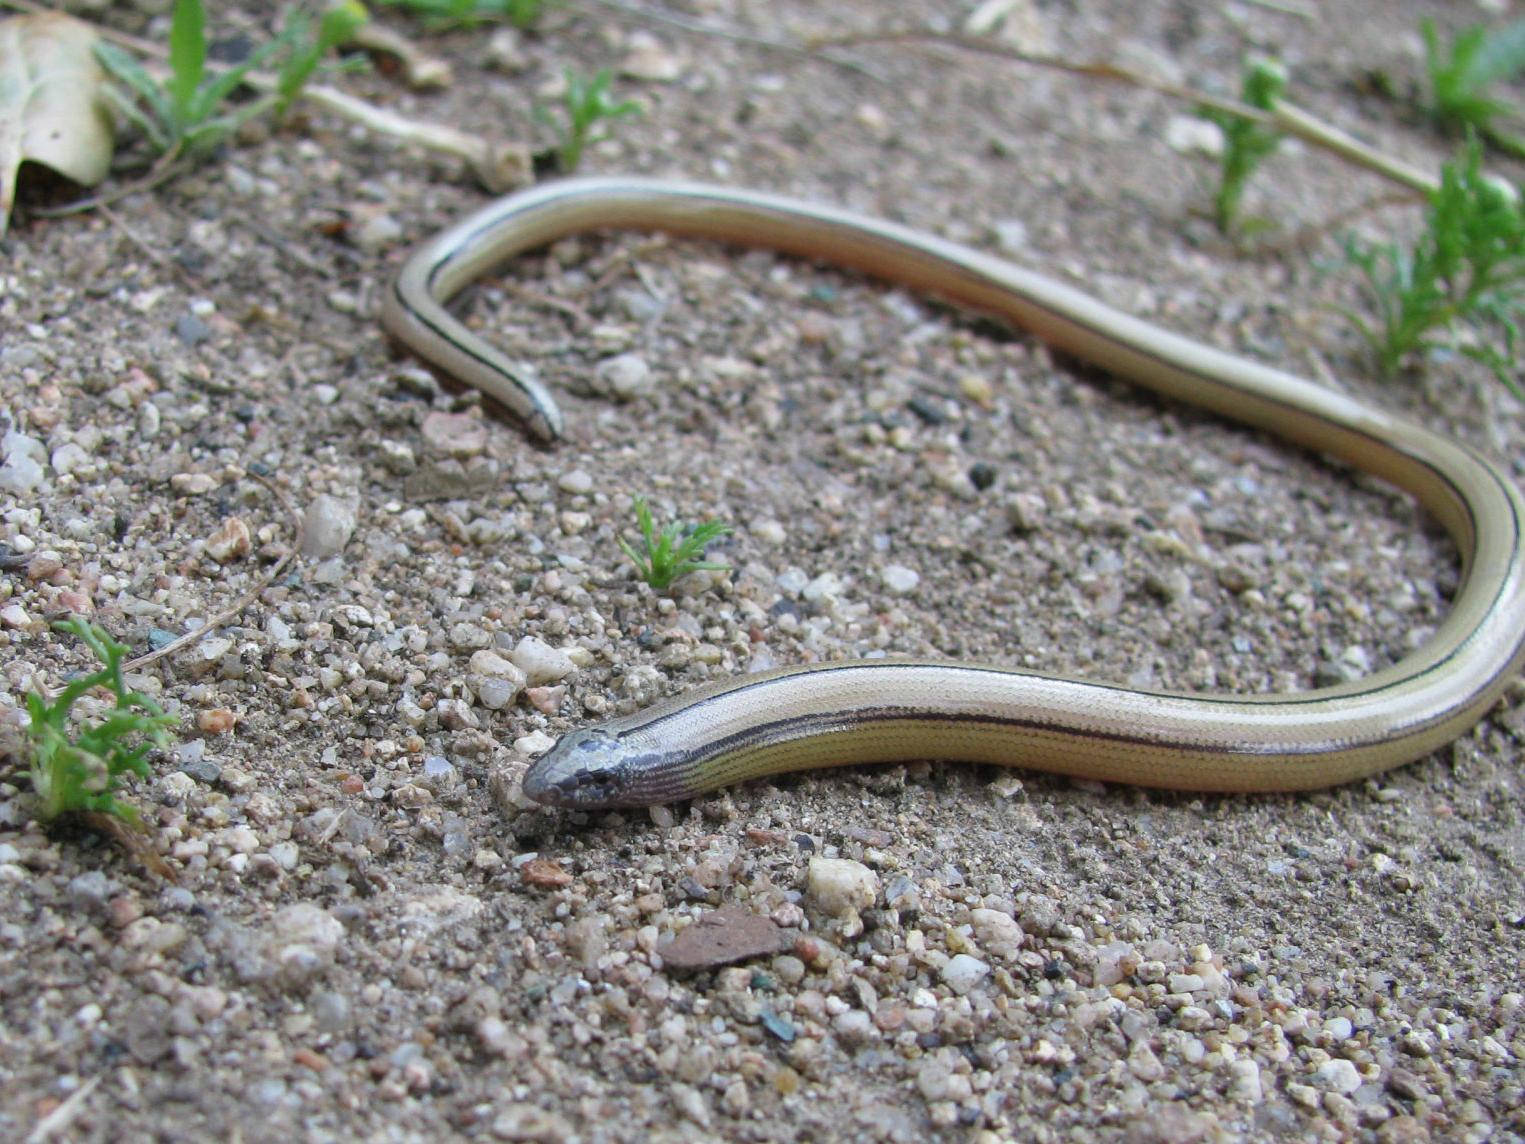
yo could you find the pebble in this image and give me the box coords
[940,953,991,995]
[520,858,573,888]
[508,637,576,685]
[879,564,920,595]
[801,572,845,604]
[170,472,218,496]
[992,219,1029,254]
[1325,1015,1354,1041]
[1228,1058,1264,1103]
[969,908,1023,960]
[490,1104,572,1142]
[50,442,91,476]
[300,495,358,558]
[620,30,683,81]
[1312,1057,1362,1094]
[660,906,793,972]
[268,903,344,987]
[204,517,252,562]
[557,469,594,495]
[806,858,879,916]
[420,411,487,458]
[594,353,654,400]
[197,708,237,734]
[1165,114,1224,156]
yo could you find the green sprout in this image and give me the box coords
[1201,56,1287,235]
[25,619,177,825]
[1422,18,1525,159]
[538,67,641,173]
[1341,138,1525,395]
[617,497,733,591]
[94,0,368,163]
[375,0,548,30]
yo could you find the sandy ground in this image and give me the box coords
[2,1,1523,1140]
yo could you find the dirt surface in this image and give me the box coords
[3,1,1524,1141]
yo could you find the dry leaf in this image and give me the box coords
[0,12,114,237]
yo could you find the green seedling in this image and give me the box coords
[1341,138,1525,395]
[538,67,640,173]
[26,618,176,825]
[94,0,367,162]
[376,0,548,30]
[1422,18,1525,159]
[618,497,733,591]
[1201,56,1287,235]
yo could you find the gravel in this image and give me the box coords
[1,1,1523,1141]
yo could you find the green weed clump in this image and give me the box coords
[1341,139,1525,394]
[539,67,640,173]
[26,619,176,825]
[1422,17,1525,158]
[1202,57,1287,235]
[94,0,368,162]
[618,497,733,591]
[376,0,548,30]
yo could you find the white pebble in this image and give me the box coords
[557,469,594,495]
[1165,114,1224,156]
[509,636,577,685]
[968,908,1023,960]
[879,564,920,596]
[1312,1057,1362,1094]
[300,495,358,558]
[940,953,990,995]
[595,352,654,400]
[806,857,879,917]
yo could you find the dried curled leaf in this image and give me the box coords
[0,12,114,237]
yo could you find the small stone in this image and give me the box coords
[170,472,218,496]
[473,676,522,710]
[197,708,237,734]
[879,564,920,596]
[620,30,683,82]
[466,649,527,686]
[660,905,793,973]
[124,995,173,1064]
[806,857,879,916]
[940,953,990,995]
[524,685,565,715]
[1228,1058,1264,1103]
[915,1050,973,1102]
[50,442,91,476]
[992,219,1029,254]
[269,903,344,986]
[67,870,116,910]
[353,210,402,253]
[1006,491,1047,533]
[1312,1057,1362,1095]
[520,858,573,888]
[300,495,358,558]
[0,453,44,492]
[490,1104,572,1142]
[421,411,487,458]
[594,352,654,400]
[1325,1015,1354,1041]
[0,603,32,629]
[969,908,1023,960]
[204,517,252,562]
[557,469,594,495]
[377,440,416,474]
[508,636,576,685]
[1093,941,1140,986]
[1165,115,1224,156]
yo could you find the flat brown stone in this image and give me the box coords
[659,906,794,973]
